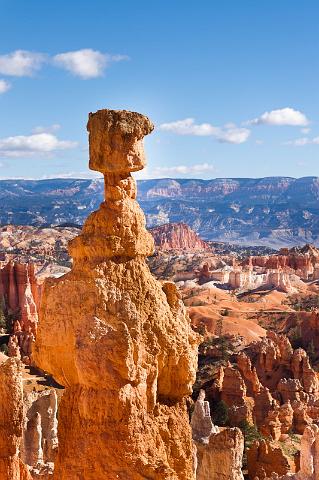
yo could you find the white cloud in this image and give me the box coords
[53,49,128,79]
[0,133,77,158]
[159,118,250,144]
[151,162,215,177]
[301,127,311,134]
[217,126,250,144]
[32,124,61,134]
[285,136,319,146]
[247,107,309,126]
[160,118,216,136]
[0,50,45,77]
[0,79,11,93]
[0,49,128,80]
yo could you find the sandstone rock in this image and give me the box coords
[22,389,58,468]
[24,413,43,467]
[220,363,253,425]
[263,424,319,479]
[0,357,32,480]
[191,390,218,443]
[237,352,261,396]
[150,222,210,252]
[0,262,39,334]
[278,402,294,435]
[261,410,282,441]
[196,428,244,480]
[0,261,40,362]
[247,439,291,479]
[291,349,319,399]
[34,109,199,480]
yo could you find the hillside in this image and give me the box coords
[1,176,319,247]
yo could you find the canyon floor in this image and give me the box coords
[1,221,319,478]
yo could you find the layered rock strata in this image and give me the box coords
[34,109,198,480]
[150,222,210,252]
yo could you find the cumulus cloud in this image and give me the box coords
[32,124,61,134]
[151,162,215,177]
[0,50,45,77]
[0,79,11,94]
[0,133,77,158]
[0,49,128,81]
[285,136,319,146]
[247,107,309,126]
[159,118,250,144]
[53,49,128,79]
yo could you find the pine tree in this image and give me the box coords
[0,297,6,332]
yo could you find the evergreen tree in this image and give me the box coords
[0,297,6,332]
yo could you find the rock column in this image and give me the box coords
[34,109,198,480]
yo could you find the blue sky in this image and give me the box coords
[0,0,318,180]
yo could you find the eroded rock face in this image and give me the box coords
[191,391,244,480]
[191,389,218,443]
[22,389,58,470]
[0,262,39,362]
[195,428,244,480]
[0,357,32,480]
[150,222,210,252]
[263,424,319,479]
[34,109,198,480]
[247,439,292,479]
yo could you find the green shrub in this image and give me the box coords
[211,400,229,426]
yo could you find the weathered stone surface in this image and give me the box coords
[263,424,319,479]
[22,389,58,468]
[191,390,218,443]
[191,391,244,479]
[0,261,39,362]
[0,357,32,480]
[87,108,154,174]
[247,439,291,479]
[34,109,198,480]
[196,428,244,480]
[150,222,210,252]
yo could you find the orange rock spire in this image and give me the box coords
[34,109,198,479]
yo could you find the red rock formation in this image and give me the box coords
[0,261,40,361]
[242,244,319,281]
[34,109,198,480]
[0,262,40,333]
[247,439,293,479]
[263,424,319,479]
[150,222,210,252]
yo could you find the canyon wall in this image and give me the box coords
[34,109,198,479]
[150,222,210,251]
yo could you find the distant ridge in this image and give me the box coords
[1,176,319,248]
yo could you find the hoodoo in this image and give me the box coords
[34,109,198,479]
